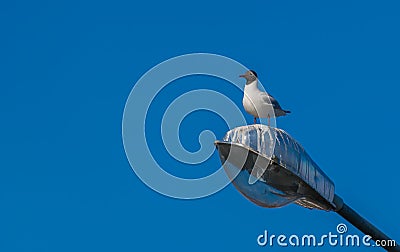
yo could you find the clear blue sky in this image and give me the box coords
[1,0,399,251]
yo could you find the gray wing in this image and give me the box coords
[260,92,283,110]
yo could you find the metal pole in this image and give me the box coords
[334,195,400,251]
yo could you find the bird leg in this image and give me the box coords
[267,115,270,126]
[254,117,257,124]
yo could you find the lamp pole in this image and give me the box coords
[333,195,400,251]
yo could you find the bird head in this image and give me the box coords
[239,70,258,85]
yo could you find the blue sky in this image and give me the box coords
[1,0,399,251]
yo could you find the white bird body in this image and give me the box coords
[243,80,268,118]
[240,70,290,124]
[243,80,288,119]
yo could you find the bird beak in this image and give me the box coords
[239,74,245,78]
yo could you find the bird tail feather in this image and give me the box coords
[284,110,291,114]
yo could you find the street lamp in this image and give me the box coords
[215,125,399,251]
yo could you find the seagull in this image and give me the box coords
[240,70,290,125]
